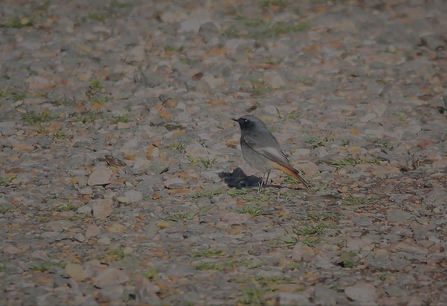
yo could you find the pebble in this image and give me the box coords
[420,34,445,50]
[74,233,85,242]
[291,242,315,262]
[93,268,129,288]
[65,264,85,282]
[85,224,101,240]
[387,210,414,223]
[127,45,146,63]
[116,197,131,204]
[91,199,114,219]
[268,292,310,305]
[124,190,143,203]
[30,250,50,261]
[345,282,378,305]
[264,71,286,89]
[47,220,75,232]
[98,237,111,245]
[390,242,428,255]
[96,284,125,306]
[313,284,346,305]
[87,167,113,186]
[3,245,20,255]
[77,205,92,214]
[78,186,93,195]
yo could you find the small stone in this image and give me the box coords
[159,9,188,24]
[0,122,15,136]
[387,210,413,223]
[314,284,345,305]
[291,242,315,262]
[86,224,101,239]
[346,237,374,251]
[107,223,125,233]
[163,98,178,108]
[428,244,444,253]
[312,255,334,268]
[385,285,407,298]
[117,122,130,130]
[78,205,92,214]
[147,146,160,159]
[420,34,445,50]
[123,247,133,255]
[265,292,309,305]
[156,221,171,229]
[133,158,151,174]
[390,242,428,254]
[87,167,113,186]
[220,212,252,223]
[74,233,86,242]
[179,11,212,33]
[199,22,220,43]
[93,268,129,288]
[98,237,111,245]
[202,74,225,89]
[91,198,114,219]
[31,250,50,261]
[12,143,35,151]
[345,282,378,305]
[164,177,186,189]
[127,45,146,63]
[93,25,111,36]
[48,220,75,232]
[124,190,143,203]
[117,197,131,204]
[264,71,286,89]
[3,245,20,255]
[359,112,376,123]
[26,76,56,90]
[96,285,125,306]
[65,263,85,281]
[141,70,165,88]
[351,216,373,227]
[79,187,93,195]
[158,108,171,120]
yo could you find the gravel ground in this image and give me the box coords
[1,0,447,305]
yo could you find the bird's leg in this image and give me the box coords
[265,171,271,186]
[258,171,270,192]
[258,172,266,191]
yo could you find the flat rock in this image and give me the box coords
[390,242,428,255]
[96,284,125,305]
[87,167,113,186]
[124,190,143,203]
[345,282,378,305]
[91,199,114,219]
[47,220,75,232]
[85,224,101,239]
[291,242,315,262]
[65,263,85,281]
[387,210,414,223]
[93,268,129,288]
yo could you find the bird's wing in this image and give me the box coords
[242,134,290,167]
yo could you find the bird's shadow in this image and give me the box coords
[219,167,285,189]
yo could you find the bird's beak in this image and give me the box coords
[232,118,239,122]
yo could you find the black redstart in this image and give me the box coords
[233,115,309,189]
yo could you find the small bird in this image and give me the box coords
[233,115,309,189]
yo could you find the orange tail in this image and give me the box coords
[274,163,310,189]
